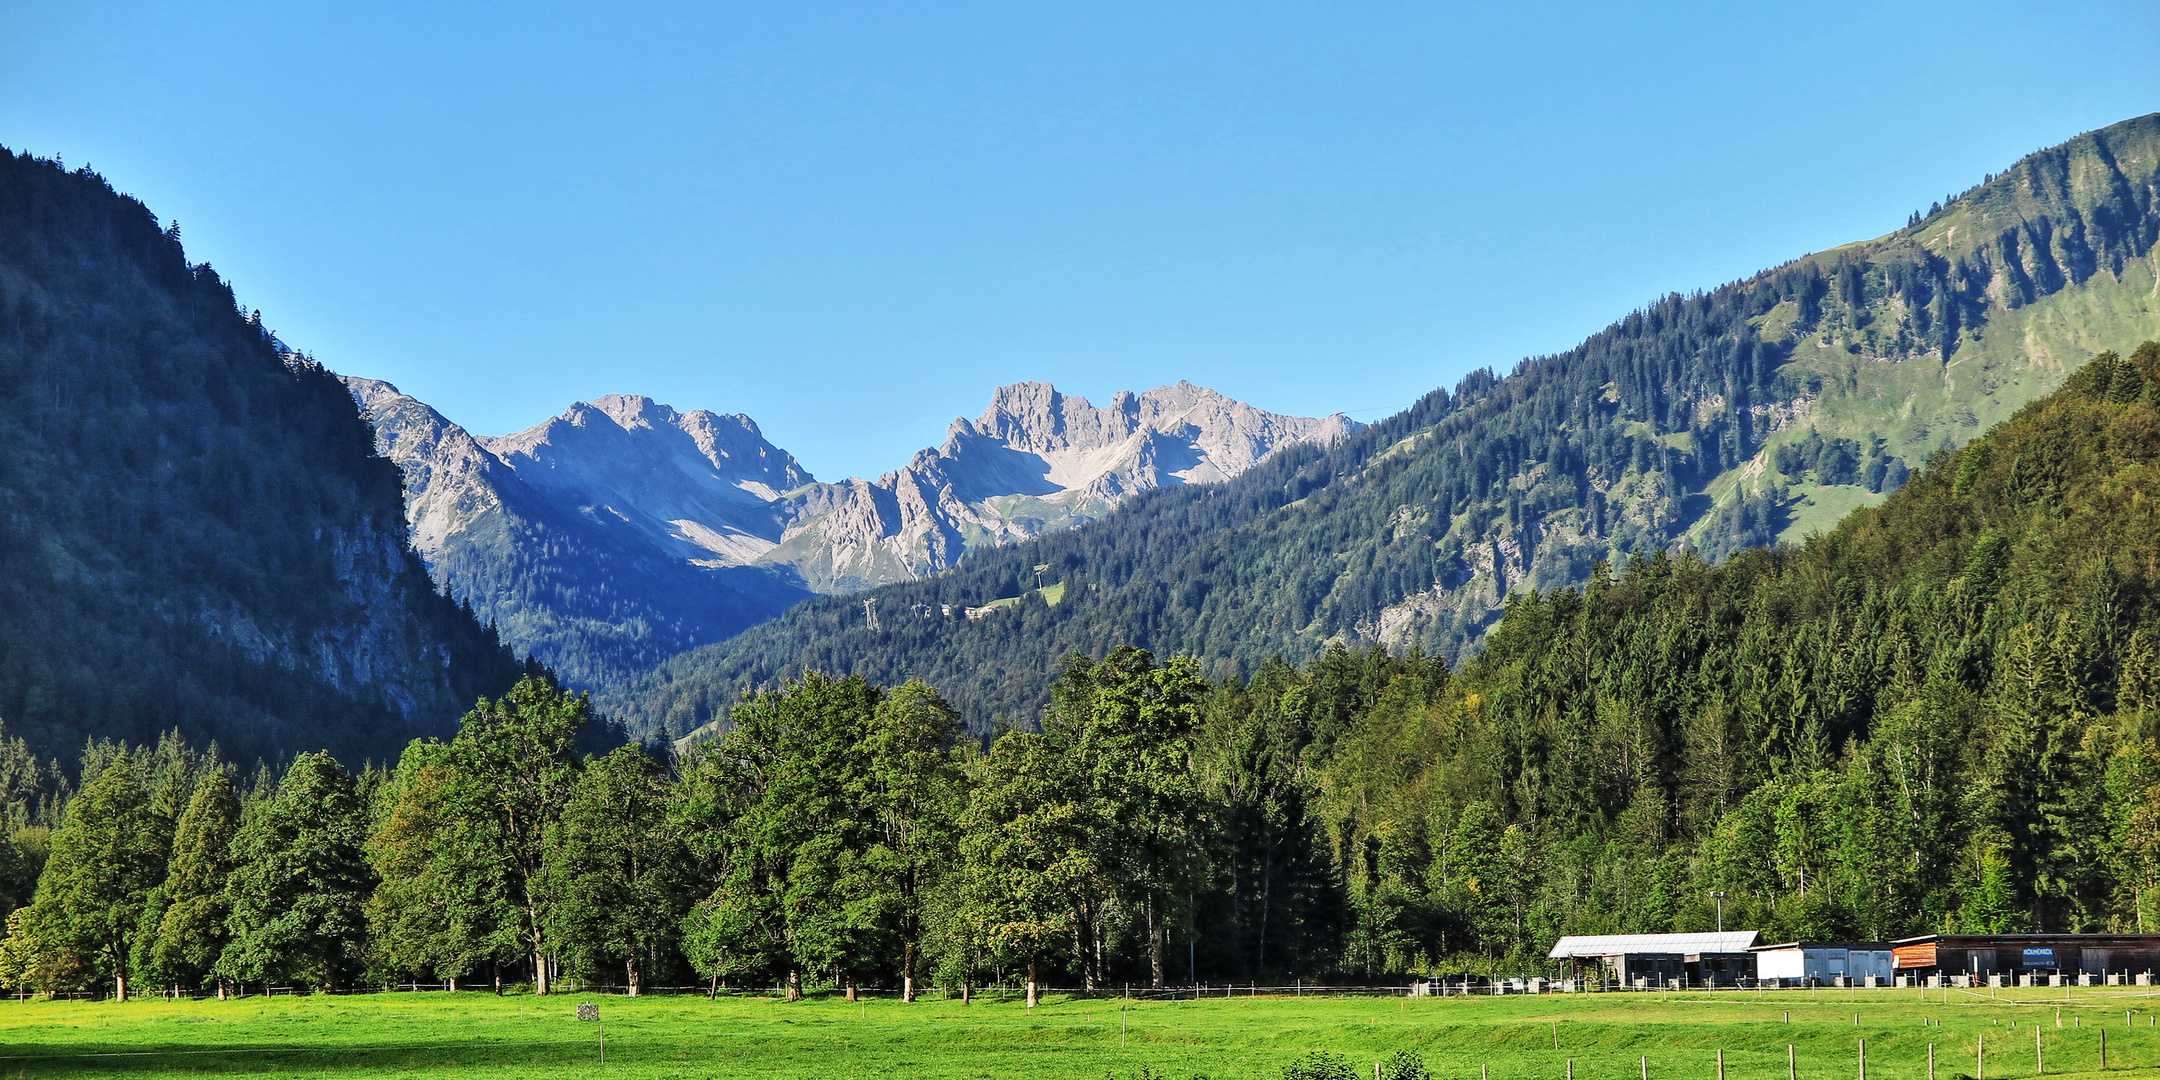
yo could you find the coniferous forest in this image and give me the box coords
[7,344,2160,997]
[0,149,530,764]
[627,114,2160,743]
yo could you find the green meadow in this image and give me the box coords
[0,987,2154,1079]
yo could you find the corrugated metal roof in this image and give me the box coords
[1547,931,1761,959]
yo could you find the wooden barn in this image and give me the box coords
[1892,934,2160,983]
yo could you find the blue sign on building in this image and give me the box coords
[2022,947,2057,967]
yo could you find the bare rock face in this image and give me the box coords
[480,395,811,566]
[350,377,1357,674]
[344,379,815,692]
[769,381,1361,592]
[346,378,519,562]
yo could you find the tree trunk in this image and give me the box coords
[216,979,227,1002]
[1147,894,1163,987]
[1026,961,1038,1009]
[786,969,802,1002]
[114,973,127,1002]
[961,981,971,1005]
[449,975,458,993]
[903,942,917,1002]
[627,958,641,997]
[535,946,551,996]
[846,982,857,1002]
[1257,841,1273,975]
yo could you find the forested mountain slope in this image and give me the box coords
[1314,340,2160,950]
[629,113,2160,740]
[0,150,527,762]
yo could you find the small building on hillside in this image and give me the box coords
[1891,934,2160,981]
[1547,931,1760,986]
[1750,941,1895,985]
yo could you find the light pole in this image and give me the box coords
[1712,891,1727,933]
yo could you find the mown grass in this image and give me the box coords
[0,985,2153,1079]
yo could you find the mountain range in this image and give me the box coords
[627,112,2160,742]
[348,378,1357,690]
[9,113,2160,763]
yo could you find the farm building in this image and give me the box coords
[1891,934,2160,982]
[1547,931,1760,986]
[1749,941,1895,984]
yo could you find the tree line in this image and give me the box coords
[11,340,2160,1000]
[0,655,1236,1001]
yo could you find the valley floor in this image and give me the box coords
[0,985,2152,1078]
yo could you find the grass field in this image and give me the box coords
[0,985,2156,1079]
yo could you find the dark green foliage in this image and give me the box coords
[545,746,692,994]
[18,752,166,996]
[1293,340,2160,965]
[1045,648,1207,985]
[220,753,374,990]
[366,739,514,988]
[629,115,2160,743]
[142,772,239,990]
[678,673,964,992]
[1380,1051,1432,1080]
[1280,1051,1355,1080]
[445,677,591,993]
[0,148,526,762]
[1773,431,1903,492]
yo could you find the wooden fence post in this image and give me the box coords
[2036,1021,2044,1074]
[1718,1048,1725,1080]
[1858,1037,1865,1080]
[1787,1043,1795,1080]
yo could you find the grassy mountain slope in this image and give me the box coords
[0,150,527,762]
[626,114,2160,740]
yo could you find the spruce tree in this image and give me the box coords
[143,772,239,994]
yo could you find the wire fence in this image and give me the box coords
[32,975,2150,1003]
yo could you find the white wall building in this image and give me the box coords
[1752,942,1895,983]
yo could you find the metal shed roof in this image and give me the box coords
[1547,931,1761,959]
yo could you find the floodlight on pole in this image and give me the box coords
[1711,890,1728,933]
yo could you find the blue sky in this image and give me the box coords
[4,2,2156,481]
